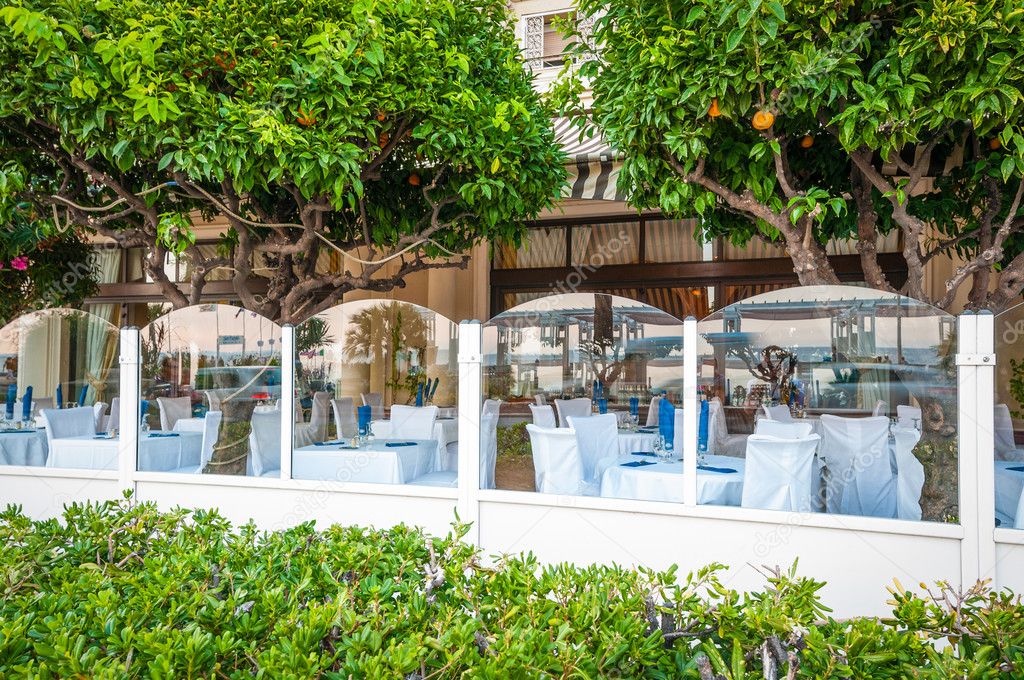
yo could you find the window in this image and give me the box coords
[522,11,592,71]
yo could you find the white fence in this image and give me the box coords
[0,311,1020,618]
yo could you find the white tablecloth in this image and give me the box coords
[173,418,205,433]
[292,438,437,484]
[371,418,457,471]
[47,432,202,471]
[0,429,48,466]
[995,461,1024,526]
[600,454,745,505]
[616,430,660,455]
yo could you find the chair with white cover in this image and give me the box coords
[529,403,557,428]
[761,404,794,422]
[157,396,192,432]
[170,411,222,474]
[483,399,502,416]
[330,397,358,439]
[741,434,820,512]
[708,398,748,457]
[754,419,813,439]
[567,413,619,493]
[534,394,547,406]
[105,397,120,433]
[554,398,591,428]
[93,401,108,432]
[872,400,888,417]
[390,404,438,440]
[995,404,1022,461]
[819,415,895,517]
[248,410,281,477]
[41,406,96,449]
[309,391,330,440]
[526,424,587,495]
[361,392,384,420]
[896,405,922,431]
[893,427,924,521]
[409,411,499,488]
[645,396,661,426]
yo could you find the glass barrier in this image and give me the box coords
[0,309,119,469]
[139,305,282,476]
[697,285,958,522]
[483,292,685,496]
[995,303,1024,528]
[291,300,459,486]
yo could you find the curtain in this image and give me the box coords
[83,250,122,402]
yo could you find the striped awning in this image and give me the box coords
[554,117,627,202]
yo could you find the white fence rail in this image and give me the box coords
[0,313,1020,617]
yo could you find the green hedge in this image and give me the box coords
[1,495,1022,678]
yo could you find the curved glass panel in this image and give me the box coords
[697,285,958,522]
[292,301,459,485]
[994,303,1024,528]
[0,309,119,469]
[484,293,685,495]
[139,305,282,476]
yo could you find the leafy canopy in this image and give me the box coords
[0,0,565,321]
[560,0,1024,310]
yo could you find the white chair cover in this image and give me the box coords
[872,400,889,417]
[819,415,895,517]
[480,412,499,489]
[248,410,281,477]
[754,419,813,439]
[361,392,384,420]
[893,427,924,521]
[157,396,192,432]
[708,398,747,457]
[308,391,330,442]
[529,404,557,428]
[390,405,438,440]
[741,434,820,512]
[106,397,120,433]
[896,405,922,431]
[482,399,502,416]
[567,413,618,492]
[534,394,547,406]
[93,401,108,432]
[526,424,585,495]
[41,407,96,448]
[173,411,222,474]
[554,398,591,428]
[331,397,358,438]
[995,404,1021,461]
[645,396,661,427]
[761,404,794,422]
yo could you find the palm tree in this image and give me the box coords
[345,303,430,403]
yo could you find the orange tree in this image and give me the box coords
[559,0,1024,311]
[0,0,565,323]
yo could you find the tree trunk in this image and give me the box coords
[915,396,959,522]
[204,392,257,476]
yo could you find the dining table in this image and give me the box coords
[292,438,437,484]
[0,427,48,466]
[46,431,203,471]
[599,454,745,505]
[371,417,458,471]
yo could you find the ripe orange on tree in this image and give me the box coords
[752,110,775,130]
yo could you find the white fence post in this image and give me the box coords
[457,321,482,545]
[957,312,980,587]
[280,324,295,480]
[118,327,140,493]
[975,311,996,579]
[682,317,698,506]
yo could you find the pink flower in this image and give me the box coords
[9,257,29,271]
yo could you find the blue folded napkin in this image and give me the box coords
[698,465,737,474]
[1,429,34,434]
[698,399,709,453]
[658,399,675,451]
[22,386,33,421]
[598,398,608,414]
[4,384,15,420]
[629,397,639,418]
[314,440,353,447]
[638,426,657,433]
[357,404,371,436]
[631,451,656,457]
[147,432,179,438]
[78,385,88,407]
[93,434,115,440]
[621,460,656,468]
[385,441,417,447]
[1007,466,1024,473]
[415,382,424,407]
